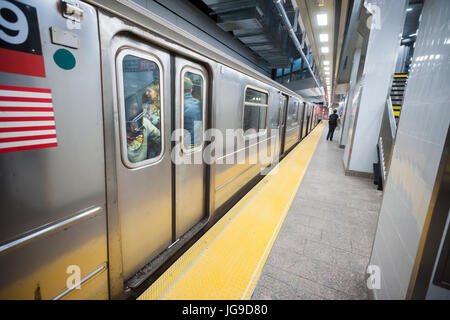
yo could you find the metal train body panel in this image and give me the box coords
[0,0,108,299]
[0,0,321,299]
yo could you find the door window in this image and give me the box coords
[117,51,163,167]
[182,69,205,151]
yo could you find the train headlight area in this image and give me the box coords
[0,0,449,303]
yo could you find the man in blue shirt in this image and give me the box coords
[183,77,202,147]
[327,109,339,141]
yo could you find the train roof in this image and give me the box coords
[85,0,320,105]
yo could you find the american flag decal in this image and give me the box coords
[0,85,57,154]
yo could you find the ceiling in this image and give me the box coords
[296,0,337,101]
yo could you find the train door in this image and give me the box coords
[298,102,305,140]
[302,104,307,138]
[100,12,211,296]
[114,45,173,282]
[278,94,288,155]
[306,104,311,135]
[174,57,208,239]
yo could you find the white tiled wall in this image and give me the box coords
[369,0,450,299]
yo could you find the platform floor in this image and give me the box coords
[251,126,382,300]
[137,122,382,300]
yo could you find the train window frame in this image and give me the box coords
[180,65,207,154]
[242,84,269,139]
[116,48,165,169]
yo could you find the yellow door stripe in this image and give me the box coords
[138,122,325,300]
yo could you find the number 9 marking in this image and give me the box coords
[0,1,29,45]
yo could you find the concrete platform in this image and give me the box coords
[251,126,383,300]
[138,123,325,300]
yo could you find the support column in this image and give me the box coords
[340,39,362,151]
[344,0,407,175]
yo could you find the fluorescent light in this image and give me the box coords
[321,47,329,53]
[325,71,330,75]
[324,66,330,71]
[319,33,328,42]
[317,14,328,26]
[323,61,329,66]
[406,8,413,12]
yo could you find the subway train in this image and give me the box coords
[0,0,320,299]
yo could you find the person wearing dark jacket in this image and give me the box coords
[327,109,339,141]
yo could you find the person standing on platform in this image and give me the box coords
[327,109,339,141]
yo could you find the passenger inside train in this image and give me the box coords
[122,54,161,162]
[183,75,203,148]
[143,83,161,130]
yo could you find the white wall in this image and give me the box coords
[369,0,450,299]
[341,44,362,152]
[345,0,407,174]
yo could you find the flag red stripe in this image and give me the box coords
[0,134,57,143]
[0,85,51,93]
[0,48,46,78]
[0,143,58,154]
[0,107,54,112]
[0,97,52,103]
[0,126,56,133]
[0,117,55,122]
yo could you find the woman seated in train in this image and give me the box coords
[142,83,161,130]
[125,101,161,163]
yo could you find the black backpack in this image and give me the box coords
[329,114,338,125]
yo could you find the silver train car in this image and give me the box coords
[0,0,320,299]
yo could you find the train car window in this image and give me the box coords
[245,89,268,104]
[118,52,163,167]
[243,87,268,136]
[182,69,205,151]
[286,100,299,126]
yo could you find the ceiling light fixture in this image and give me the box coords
[317,14,328,26]
[321,47,329,53]
[319,34,328,42]
[323,61,329,65]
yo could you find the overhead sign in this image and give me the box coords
[0,0,46,77]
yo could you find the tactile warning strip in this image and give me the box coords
[138,122,325,300]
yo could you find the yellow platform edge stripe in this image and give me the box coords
[393,74,408,78]
[138,122,325,300]
[394,111,401,116]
